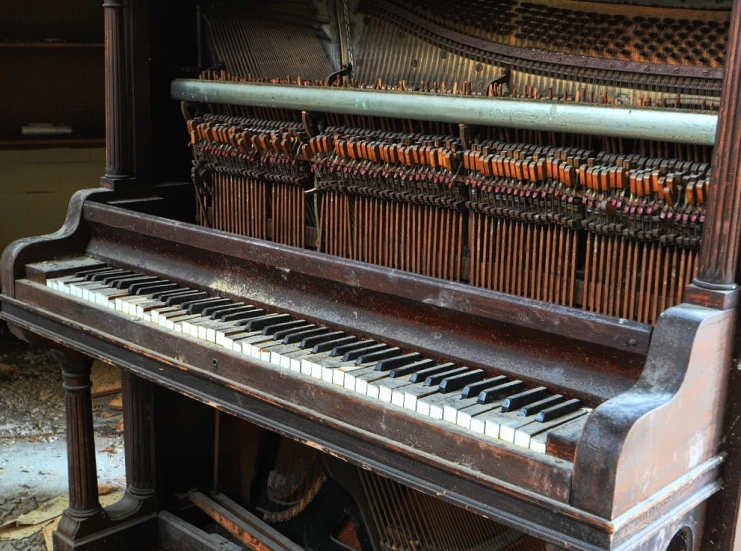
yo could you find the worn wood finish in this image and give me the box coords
[119,371,157,513]
[191,491,303,551]
[52,351,106,547]
[572,305,734,519]
[0,286,726,550]
[78,200,645,405]
[701,330,741,550]
[11,279,575,502]
[101,0,134,188]
[82,200,651,356]
[158,511,242,551]
[0,189,111,300]
[693,0,741,291]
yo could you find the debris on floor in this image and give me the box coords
[0,485,124,550]
[0,340,126,551]
[91,360,122,398]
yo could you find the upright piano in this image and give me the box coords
[3,0,741,549]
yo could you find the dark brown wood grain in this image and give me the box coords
[0,189,111,299]
[1,291,724,550]
[572,305,734,520]
[158,511,242,551]
[101,0,134,188]
[188,490,303,551]
[12,279,575,502]
[694,0,741,291]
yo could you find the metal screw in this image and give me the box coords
[628,338,637,347]
[212,358,218,368]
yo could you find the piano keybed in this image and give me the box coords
[46,261,591,460]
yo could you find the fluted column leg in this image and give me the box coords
[122,371,156,506]
[52,352,107,548]
[60,356,102,518]
[101,0,134,188]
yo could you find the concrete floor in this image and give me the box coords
[0,341,125,551]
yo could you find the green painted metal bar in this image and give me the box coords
[171,79,718,146]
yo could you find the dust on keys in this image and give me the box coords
[43,258,591,461]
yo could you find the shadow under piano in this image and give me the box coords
[3,0,741,550]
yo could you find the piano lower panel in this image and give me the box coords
[2,287,723,550]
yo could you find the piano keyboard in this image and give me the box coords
[46,262,591,457]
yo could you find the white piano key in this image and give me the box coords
[456,403,500,430]
[514,409,590,449]
[267,344,299,367]
[356,369,388,396]
[150,306,179,324]
[300,352,333,378]
[344,366,376,391]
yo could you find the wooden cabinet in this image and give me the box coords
[1,0,105,149]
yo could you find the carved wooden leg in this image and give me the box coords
[52,353,157,550]
[119,371,156,512]
[52,352,107,548]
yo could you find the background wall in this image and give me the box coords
[0,147,104,252]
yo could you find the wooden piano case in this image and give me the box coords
[3,0,741,550]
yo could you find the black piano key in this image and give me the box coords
[375,352,423,372]
[409,362,456,383]
[461,376,508,399]
[438,369,485,394]
[201,301,244,320]
[518,395,564,417]
[214,305,256,320]
[312,336,358,354]
[165,291,208,306]
[74,266,113,278]
[343,344,388,362]
[151,288,191,301]
[424,367,469,387]
[501,387,550,413]
[86,269,129,281]
[330,340,377,358]
[243,314,292,332]
[179,297,220,311]
[272,324,316,341]
[478,380,525,404]
[262,320,308,336]
[135,282,178,296]
[178,296,228,314]
[355,346,402,365]
[389,359,435,378]
[300,331,346,349]
[536,399,582,423]
[202,302,242,318]
[85,269,129,281]
[222,308,265,322]
[282,327,328,344]
[101,272,139,285]
[128,279,169,295]
[113,275,160,290]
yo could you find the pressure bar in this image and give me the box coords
[171,79,718,146]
